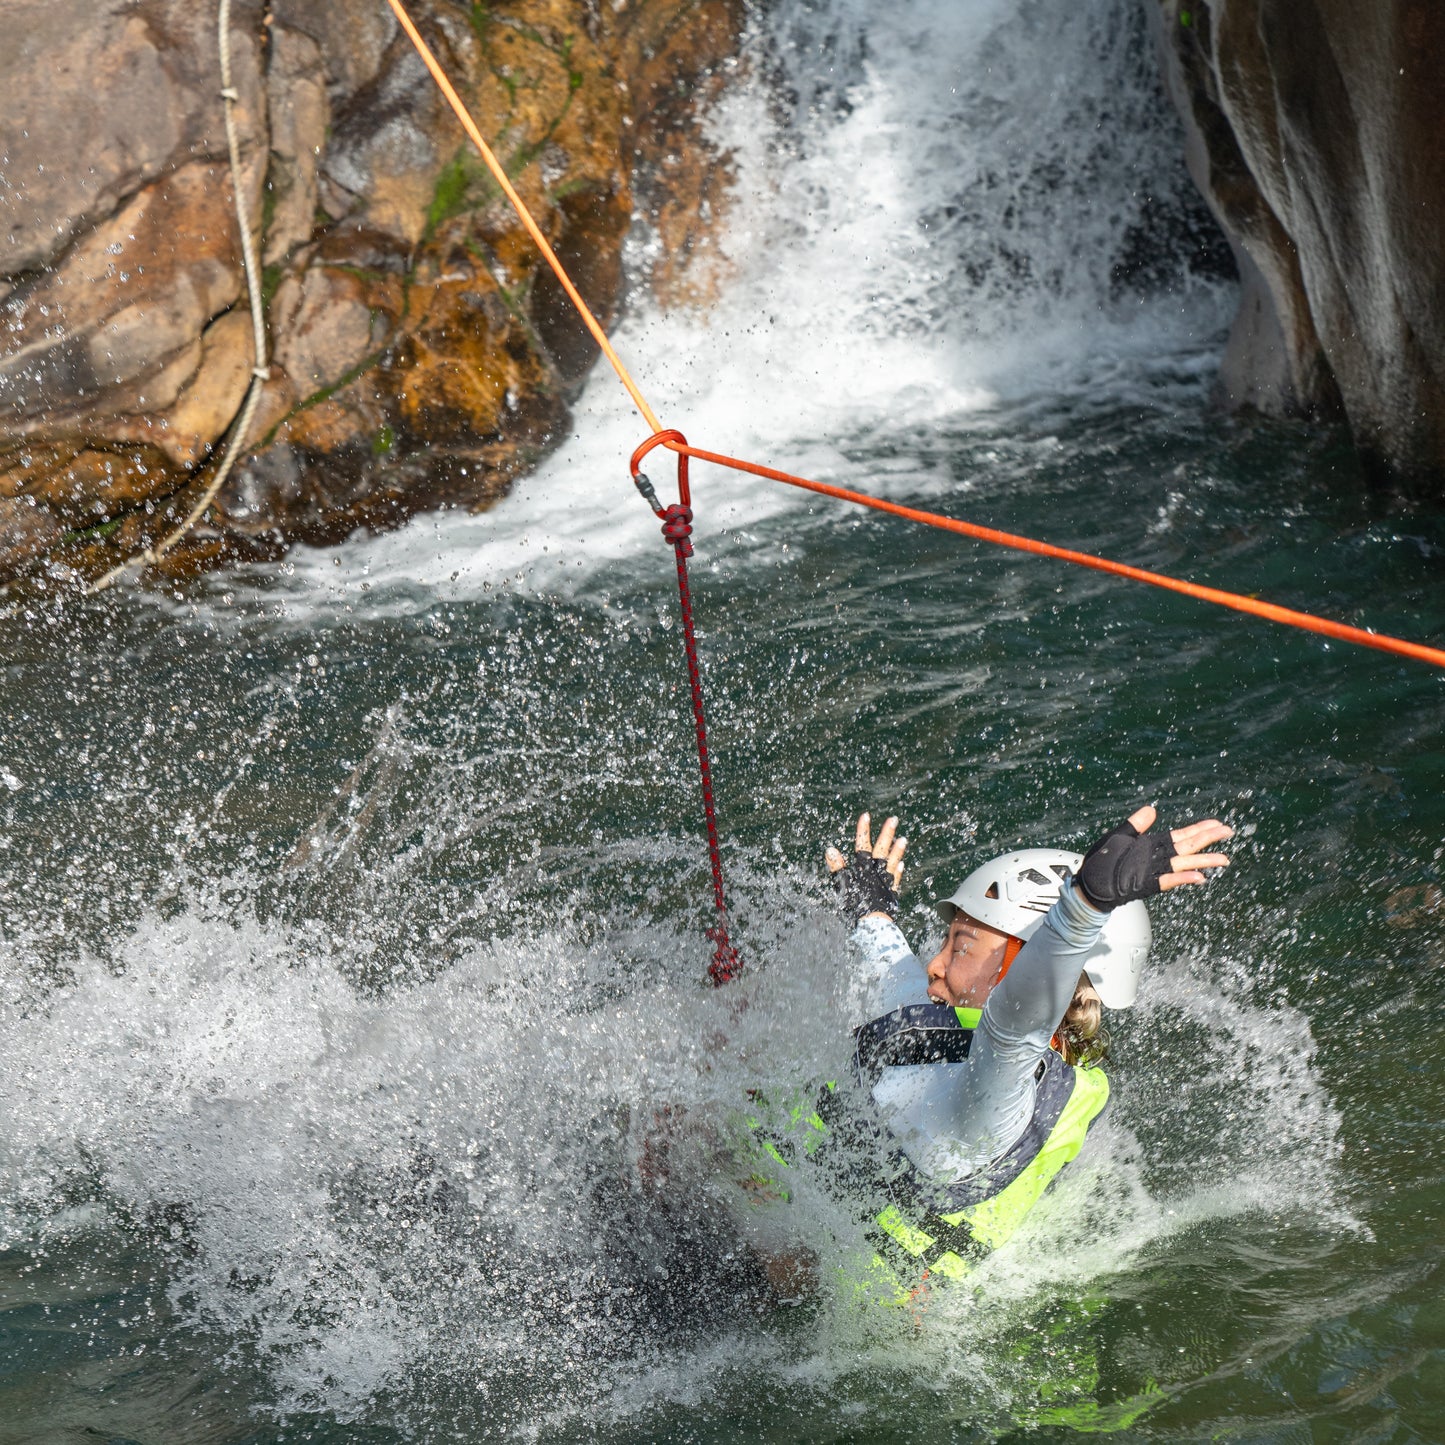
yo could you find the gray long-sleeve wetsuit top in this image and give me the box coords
[852,883,1106,1185]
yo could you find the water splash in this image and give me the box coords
[0,708,1355,1433]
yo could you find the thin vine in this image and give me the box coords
[89,0,270,592]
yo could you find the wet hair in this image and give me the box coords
[1055,972,1108,1068]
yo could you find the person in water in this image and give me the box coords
[804,803,1233,1288]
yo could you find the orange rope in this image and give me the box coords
[661,440,1445,670]
[388,0,1445,674]
[384,0,662,434]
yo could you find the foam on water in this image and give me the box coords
[0,781,1353,1432]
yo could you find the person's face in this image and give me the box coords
[926,909,1013,1008]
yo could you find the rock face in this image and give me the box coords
[1151,0,1445,488]
[0,0,742,582]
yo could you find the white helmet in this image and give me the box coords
[934,848,1151,1009]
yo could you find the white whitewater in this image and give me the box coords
[246,0,1234,613]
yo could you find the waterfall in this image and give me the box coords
[273,0,1236,605]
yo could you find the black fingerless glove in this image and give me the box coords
[1077,818,1174,910]
[831,852,899,926]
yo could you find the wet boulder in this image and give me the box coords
[0,0,743,584]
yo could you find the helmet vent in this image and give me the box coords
[937,849,1098,956]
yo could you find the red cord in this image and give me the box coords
[390,20,1445,988]
[629,426,1445,988]
[632,432,741,986]
[385,19,1445,1296]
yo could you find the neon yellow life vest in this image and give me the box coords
[855,1003,1110,1285]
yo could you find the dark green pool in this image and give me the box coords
[4,378,1445,1441]
[5,0,1445,1435]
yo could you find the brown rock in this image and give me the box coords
[0,0,264,275]
[270,0,399,102]
[1,162,246,448]
[263,25,330,266]
[1152,0,1445,487]
[5,443,177,525]
[161,309,258,465]
[311,10,468,245]
[397,265,565,448]
[271,264,387,399]
[0,0,746,587]
[612,0,745,309]
[529,181,629,384]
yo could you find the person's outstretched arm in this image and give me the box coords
[927,806,1232,1177]
[982,883,1106,1050]
[825,812,922,1021]
[852,912,926,1020]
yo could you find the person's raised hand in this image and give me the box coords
[1076,804,1232,911]
[825,811,908,885]
[825,811,907,924]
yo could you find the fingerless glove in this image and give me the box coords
[831,852,899,925]
[1077,819,1174,910]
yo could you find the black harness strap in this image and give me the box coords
[853,1003,974,1074]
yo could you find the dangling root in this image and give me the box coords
[89,0,269,594]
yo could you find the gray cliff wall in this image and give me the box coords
[1152,0,1445,489]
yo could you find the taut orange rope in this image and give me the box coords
[394,0,1445,678]
[654,439,1445,671]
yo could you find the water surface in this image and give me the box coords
[4,1,1445,1440]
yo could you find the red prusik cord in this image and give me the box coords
[631,431,742,987]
